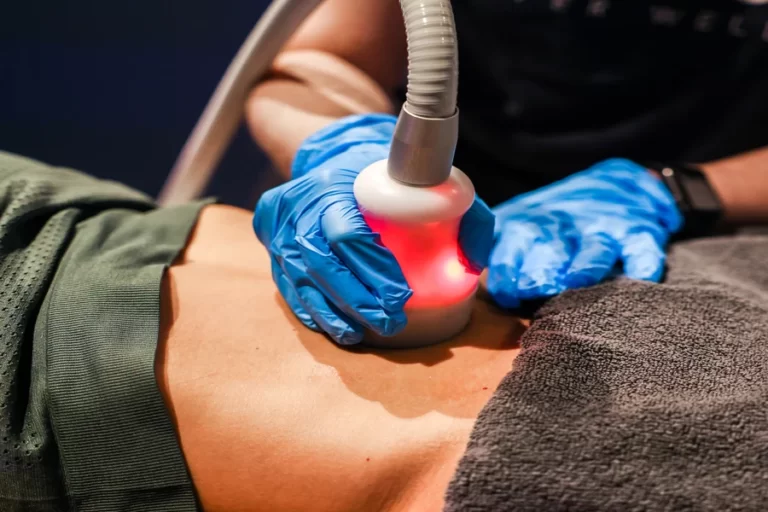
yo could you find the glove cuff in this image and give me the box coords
[594,158,685,235]
[291,114,397,180]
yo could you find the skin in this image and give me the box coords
[699,146,768,224]
[245,0,768,222]
[246,0,405,176]
[155,205,525,512]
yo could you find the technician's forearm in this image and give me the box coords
[699,146,768,225]
[246,50,394,177]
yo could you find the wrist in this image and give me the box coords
[690,145,768,225]
[291,114,396,180]
[644,162,723,237]
[699,161,755,225]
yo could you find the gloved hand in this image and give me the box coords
[254,114,495,345]
[488,158,683,308]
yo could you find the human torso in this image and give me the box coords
[155,205,523,512]
[451,0,768,204]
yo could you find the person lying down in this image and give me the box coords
[3,150,768,512]
[0,150,522,512]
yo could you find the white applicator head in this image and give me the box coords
[354,156,479,349]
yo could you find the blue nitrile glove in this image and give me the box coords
[253,114,495,345]
[488,158,683,309]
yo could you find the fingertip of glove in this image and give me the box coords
[562,265,612,289]
[382,288,413,313]
[516,272,566,298]
[323,315,366,345]
[623,249,666,283]
[285,297,322,332]
[625,265,664,283]
[382,310,409,337]
[486,273,521,310]
[340,309,407,343]
[298,314,321,332]
[489,290,521,310]
[335,328,365,346]
[664,208,685,234]
[561,272,596,290]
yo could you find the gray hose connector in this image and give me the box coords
[388,0,460,187]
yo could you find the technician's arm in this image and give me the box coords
[700,146,768,225]
[245,0,407,176]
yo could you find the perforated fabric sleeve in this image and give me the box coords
[0,151,207,511]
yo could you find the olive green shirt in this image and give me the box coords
[0,151,209,511]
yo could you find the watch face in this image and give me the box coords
[685,178,721,211]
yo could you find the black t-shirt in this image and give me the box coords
[450,0,768,205]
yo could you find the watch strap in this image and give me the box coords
[647,162,723,238]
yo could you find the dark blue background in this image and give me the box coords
[1,1,279,208]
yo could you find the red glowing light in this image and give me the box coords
[364,214,479,308]
[443,258,465,281]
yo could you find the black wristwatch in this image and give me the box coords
[645,162,723,238]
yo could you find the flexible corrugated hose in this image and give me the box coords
[159,0,459,204]
[399,0,458,119]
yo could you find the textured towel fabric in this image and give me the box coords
[446,232,768,512]
[0,152,209,511]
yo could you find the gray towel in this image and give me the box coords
[445,233,768,512]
